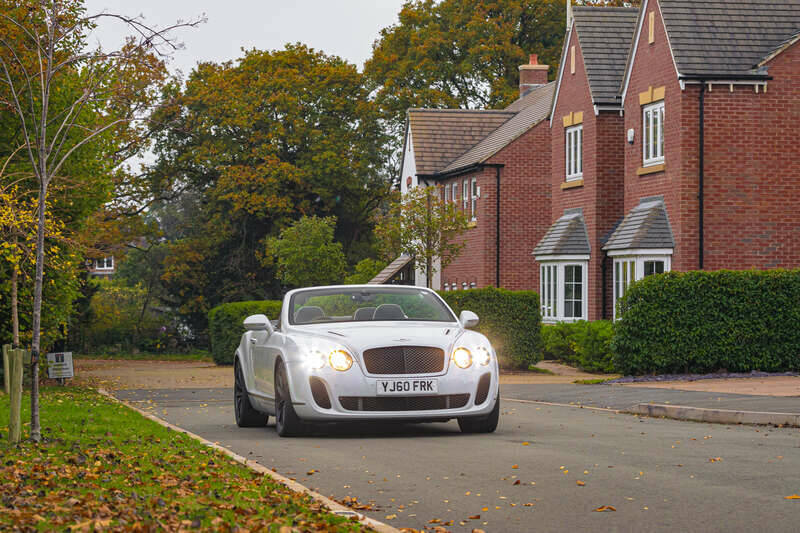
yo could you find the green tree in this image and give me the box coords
[147,44,390,332]
[344,258,388,285]
[375,186,469,288]
[267,216,346,288]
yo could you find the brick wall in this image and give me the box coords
[549,27,625,320]
[624,1,800,272]
[439,122,552,292]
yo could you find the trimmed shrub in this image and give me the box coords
[208,301,282,365]
[541,320,615,373]
[439,288,541,369]
[612,270,800,375]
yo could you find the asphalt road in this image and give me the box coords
[115,387,800,533]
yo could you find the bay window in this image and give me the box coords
[611,252,671,319]
[539,260,588,322]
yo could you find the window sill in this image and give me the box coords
[561,179,584,190]
[467,220,477,229]
[637,163,665,176]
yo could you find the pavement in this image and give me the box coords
[112,386,800,533]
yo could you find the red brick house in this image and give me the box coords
[537,0,800,322]
[397,56,554,292]
[535,6,638,322]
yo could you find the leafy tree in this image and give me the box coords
[267,216,346,289]
[0,0,199,441]
[375,186,469,288]
[345,258,388,285]
[366,0,640,146]
[147,44,390,332]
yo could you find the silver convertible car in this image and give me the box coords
[233,285,500,436]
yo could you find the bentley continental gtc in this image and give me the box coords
[233,285,500,436]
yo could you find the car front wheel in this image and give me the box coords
[234,359,267,427]
[274,361,304,437]
[458,395,500,434]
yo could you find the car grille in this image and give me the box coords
[338,394,470,412]
[362,346,445,375]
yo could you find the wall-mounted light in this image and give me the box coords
[627,128,635,144]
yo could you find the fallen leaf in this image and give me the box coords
[385,514,397,520]
[512,464,519,469]
[709,457,723,463]
[524,503,534,507]
[513,480,521,485]
[468,515,481,520]
[522,442,529,446]
[428,518,441,524]
[594,505,617,512]
[785,494,800,500]
[576,480,585,486]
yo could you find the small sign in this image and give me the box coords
[47,352,74,379]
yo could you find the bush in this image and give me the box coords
[208,301,282,365]
[439,287,541,369]
[541,320,615,373]
[612,270,800,375]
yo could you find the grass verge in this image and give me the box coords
[74,350,212,362]
[573,378,612,385]
[0,387,366,531]
[526,365,556,375]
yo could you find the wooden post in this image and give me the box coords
[9,348,24,444]
[2,344,10,395]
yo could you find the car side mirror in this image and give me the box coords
[244,314,274,333]
[459,310,479,329]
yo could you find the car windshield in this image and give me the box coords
[289,287,457,325]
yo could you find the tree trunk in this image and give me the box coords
[29,180,48,443]
[11,235,19,348]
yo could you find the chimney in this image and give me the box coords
[519,54,549,96]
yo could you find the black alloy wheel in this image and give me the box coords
[234,359,267,427]
[274,361,304,437]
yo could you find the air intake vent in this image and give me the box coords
[475,373,491,405]
[309,377,331,409]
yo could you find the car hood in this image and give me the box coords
[289,322,463,353]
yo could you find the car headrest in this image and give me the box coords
[294,306,324,324]
[353,306,376,321]
[373,303,406,321]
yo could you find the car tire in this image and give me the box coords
[234,359,267,427]
[458,395,500,434]
[275,361,304,437]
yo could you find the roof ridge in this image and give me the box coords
[407,108,515,114]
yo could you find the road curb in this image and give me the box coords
[97,388,400,533]
[502,396,620,413]
[628,403,800,428]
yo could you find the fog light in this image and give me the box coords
[329,350,353,371]
[452,347,472,369]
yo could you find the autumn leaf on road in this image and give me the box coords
[468,514,481,519]
[576,480,585,486]
[785,494,800,500]
[594,505,617,512]
[709,457,723,463]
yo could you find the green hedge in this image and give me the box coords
[541,321,615,374]
[208,301,282,365]
[612,270,800,375]
[439,287,541,369]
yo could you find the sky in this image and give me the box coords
[82,0,407,77]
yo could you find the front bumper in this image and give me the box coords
[286,357,499,421]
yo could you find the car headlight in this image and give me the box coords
[475,346,491,366]
[329,349,354,371]
[307,350,327,370]
[452,347,472,369]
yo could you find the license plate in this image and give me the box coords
[376,379,438,396]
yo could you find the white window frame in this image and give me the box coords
[538,259,589,323]
[642,101,665,167]
[462,180,469,212]
[565,124,583,181]
[470,177,478,221]
[444,184,450,203]
[96,257,114,270]
[451,182,458,204]
[610,251,672,319]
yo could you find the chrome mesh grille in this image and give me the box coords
[339,394,469,412]
[362,346,445,375]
